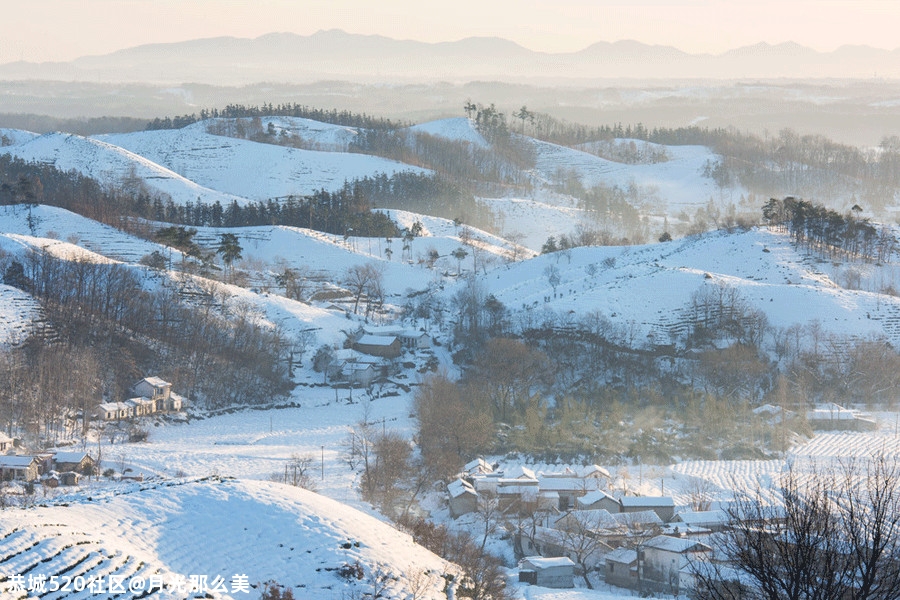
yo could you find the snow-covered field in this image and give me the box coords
[0,477,451,600]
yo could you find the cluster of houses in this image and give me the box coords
[327,326,432,387]
[449,459,726,595]
[0,376,181,487]
[0,434,95,487]
[95,376,184,421]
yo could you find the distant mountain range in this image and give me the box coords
[1,30,899,84]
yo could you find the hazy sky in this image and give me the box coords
[3,0,899,64]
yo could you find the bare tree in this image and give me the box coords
[692,455,900,600]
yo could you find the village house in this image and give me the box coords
[521,525,614,573]
[463,457,494,476]
[131,376,183,412]
[52,451,95,475]
[362,325,432,350]
[95,401,133,421]
[576,489,621,513]
[0,455,41,482]
[448,478,478,518]
[604,547,639,589]
[806,402,877,431]
[672,510,730,533]
[125,397,155,417]
[538,473,602,511]
[518,556,576,588]
[96,376,185,421]
[620,496,676,522]
[637,535,712,595]
[353,334,402,359]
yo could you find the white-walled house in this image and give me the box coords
[131,376,181,412]
[638,535,712,595]
[95,376,184,421]
[95,401,133,421]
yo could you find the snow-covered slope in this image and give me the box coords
[0,128,39,146]
[96,122,429,201]
[0,477,450,600]
[0,131,249,206]
[408,117,489,148]
[481,227,900,347]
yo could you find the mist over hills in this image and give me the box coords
[2,29,900,84]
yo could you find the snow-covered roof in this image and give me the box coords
[125,397,154,406]
[642,535,711,553]
[503,465,536,480]
[577,489,616,506]
[579,464,611,478]
[140,376,171,388]
[620,496,674,508]
[0,455,38,467]
[464,458,493,474]
[538,476,601,492]
[613,510,663,527]
[520,556,575,570]
[448,478,477,499]
[52,451,91,464]
[806,402,859,420]
[605,547,638,565]
[356,334,398,346]
[555,509,620,530]
[674,510,729,527]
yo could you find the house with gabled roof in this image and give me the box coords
[518,556,575,588]
[605,547,639,589]
[672,509,730,532]
[95,401,133,421]
[448,478,478,518]
[0,455,40,482]
[52,451,95,475]
[576,489,621,513]
[620,496,676,522]
[638,535,712,595]
[354,334,401,358]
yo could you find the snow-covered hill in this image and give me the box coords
[95,122,429,201]
[0,477,450,600]
[0,115,740,253]
[0,132,250,207]
[479,227,900,347]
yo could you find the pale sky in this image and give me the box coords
[2,0,899,64]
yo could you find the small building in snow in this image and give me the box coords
[518,556,576,588]
[52,451,95,475]
[354,334,402,359]
[672,510,730,532]
[620,496,676,522]
[806,403,877,431]
[95,401,133,421]
[131,376,174,412]
[605,547,639,589]
[0,455,40,482]
[638,535,712,595]
[448,478,478,518]
[576,489,621,513]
